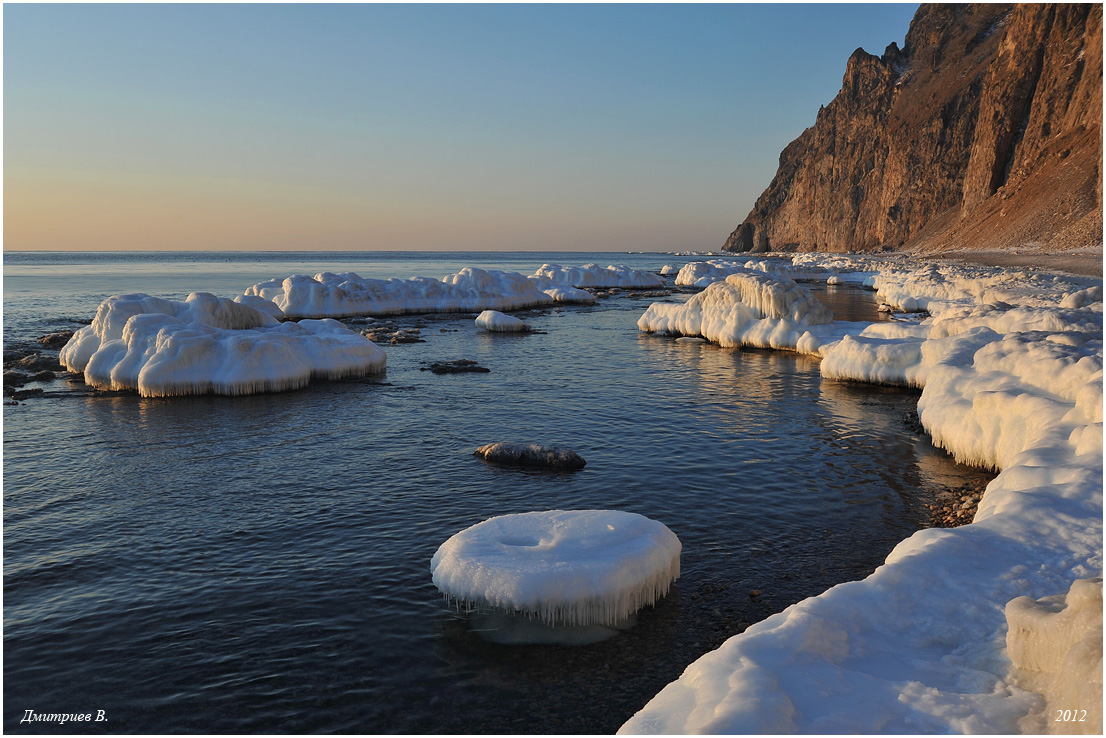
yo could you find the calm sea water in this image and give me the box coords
[3,252,993,733]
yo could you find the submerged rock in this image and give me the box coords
[474,442,586,470]
[3,371,30,392]
[37,330,75,348]
[8,353,62,372]
[422,359,490,374]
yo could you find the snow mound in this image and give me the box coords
[474,442,586,469]
[529,263,665,289]
[234,293,286,320]
[542,286,597,304]
[1006,578,1102,734]
[659,264,677,275]
[475,311,527,333]
[244,268,553,319]
[638,270,834,351]
[60,292,385,397]
[673,260,751,288]
[431,510,680,627]
[624,255,1103,734]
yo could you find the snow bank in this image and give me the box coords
[638,269,835,352]
[60,292,385,397]
[431,510,680,627]
[475,310,527,333]
[529,263,665,289]
[1005,577,1102,734]
[624,256,1103,734]
[245,268,553,319]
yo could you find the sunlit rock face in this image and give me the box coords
[725,4,1102,255]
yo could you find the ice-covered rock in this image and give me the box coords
[624,255,1103,734]
[245,268,553,319]
[475,311,528,333]
[542,286,597,304]
[1005,578,1103,735]
[60,292,385,397]
[639,269,834,351]
[672,260,750,288]
[1061,285,1104,310]
[659,264,677,275]
[431,510,680,627]
[234,293,286,320]
[474,442,586,469]
[529,263,665,289]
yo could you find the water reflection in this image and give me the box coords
[5,285,997,734]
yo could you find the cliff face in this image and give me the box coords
[724,3,1102,255]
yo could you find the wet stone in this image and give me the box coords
[421,359,490,375]
[37,330,75,348]
[10,354,63,372]
[4,371,30,390]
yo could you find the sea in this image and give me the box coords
[2,251,995,733]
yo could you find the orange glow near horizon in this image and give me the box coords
[3,167,709,252]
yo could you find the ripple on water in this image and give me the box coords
[3,281,995,733]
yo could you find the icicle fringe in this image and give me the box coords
[442,555,680,627]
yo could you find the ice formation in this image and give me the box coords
[529,263,665,289]
[475,310,528,332]
[639,268,835,351]
[673,259,752,288]
[474,442,586,470]
[60,292,385,397]
[244,268,554,318]
[1005,577,1102,734]
[541,286,597,304]
[233,293,286,320]
[431,510,680,627]
[624,254,1103,734]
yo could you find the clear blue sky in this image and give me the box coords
[4,3,920,252]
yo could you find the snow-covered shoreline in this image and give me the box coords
[626,255,1102,733]
[241,263,657,319]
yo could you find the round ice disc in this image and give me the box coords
[431,510,681,626]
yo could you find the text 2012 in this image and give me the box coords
[1055,710,1087,723]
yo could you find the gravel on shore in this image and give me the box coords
[916,248,1103,278]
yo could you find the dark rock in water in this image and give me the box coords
[3,349,31,363]
[4,371,30,390]
[10,387,44,400]
[422,359,490,375]
[11,354,63,372]
[31,370,57,382]
[37,330,75,348]
[474,442,586,470]
[362,325,426,344]
[902,410,925,435]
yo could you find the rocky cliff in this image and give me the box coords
[724,3,1102,255]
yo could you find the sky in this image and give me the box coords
[4,3,920,252]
